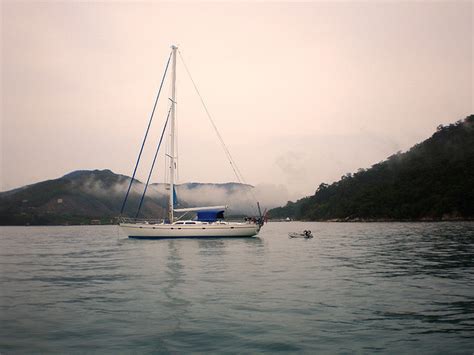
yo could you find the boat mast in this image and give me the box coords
[168,45,178,223]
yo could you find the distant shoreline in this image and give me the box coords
[271,217,474,223]
[2,219,473,227]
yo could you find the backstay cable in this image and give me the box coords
[177,50,259,207]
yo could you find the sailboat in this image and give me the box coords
[119,45,263,239]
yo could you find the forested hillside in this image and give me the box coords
[0,170,252,225]
[269,115,474,221]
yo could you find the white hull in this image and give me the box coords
[120,222,260,239]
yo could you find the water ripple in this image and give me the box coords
[1,223,473,353]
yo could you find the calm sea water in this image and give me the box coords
[1,222,473,353]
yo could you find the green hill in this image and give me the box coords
[0,170,252,225]
[269,115,474,221]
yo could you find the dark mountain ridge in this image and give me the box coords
[269,115,474,221]
[0,169,252,225]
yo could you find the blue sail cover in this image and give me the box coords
[197,210,225,222]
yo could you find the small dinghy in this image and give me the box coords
[289,230,313,239]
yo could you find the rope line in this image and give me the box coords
[120,51,172,215]
[135,105,172,218]
[178,50,258,206]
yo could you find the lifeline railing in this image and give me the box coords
[117,216,259,225]
[118,217,165,225]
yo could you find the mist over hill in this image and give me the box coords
[4,115,472,225]
[269,115,474,221]
[0,170,282,225]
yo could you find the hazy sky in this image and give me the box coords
[1,1,472,198]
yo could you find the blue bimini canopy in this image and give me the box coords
[197,210,225,222]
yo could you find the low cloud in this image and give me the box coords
[72,173,291,216]
[175,183,293,215]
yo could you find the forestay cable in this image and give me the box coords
[120,51,172,215]
[135,104,172,218]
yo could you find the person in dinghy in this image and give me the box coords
[288,230,314,239]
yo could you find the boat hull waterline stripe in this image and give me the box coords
[128,235,256,239]
[120,223,259,238]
